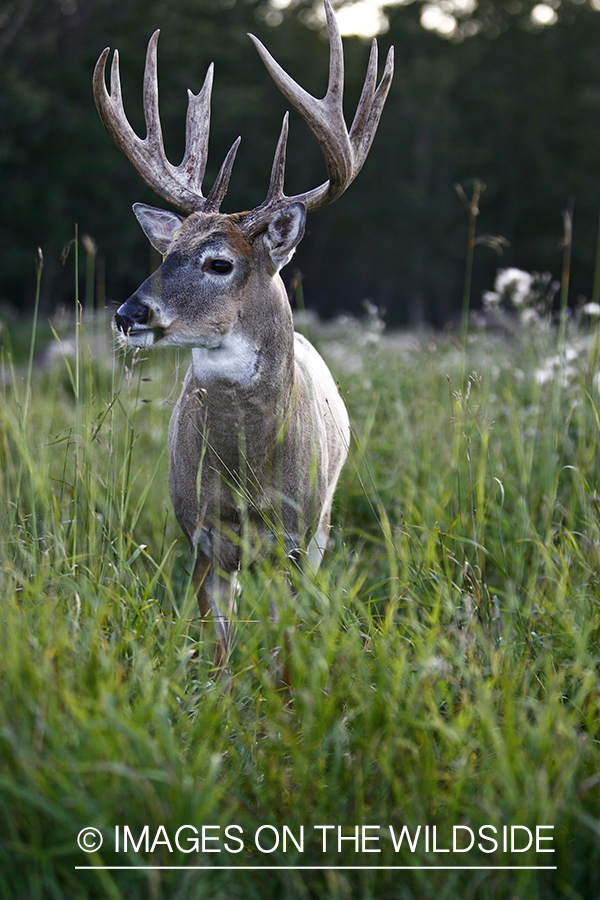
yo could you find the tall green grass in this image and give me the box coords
[0,291,599,899]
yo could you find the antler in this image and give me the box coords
[241,0,394,237]
[93,30,241,214]
[93,0,393,230]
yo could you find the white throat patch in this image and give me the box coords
[191,331,260,386]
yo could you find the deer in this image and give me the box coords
[93,0,393,672]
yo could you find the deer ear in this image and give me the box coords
[133,203,185,255]
[264,202,306,271]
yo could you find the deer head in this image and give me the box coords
[93,0,394,343]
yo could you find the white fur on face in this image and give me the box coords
[113,324,158,349]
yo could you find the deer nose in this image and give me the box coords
[114,299,150,332]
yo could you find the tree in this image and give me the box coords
[3,0,600,326]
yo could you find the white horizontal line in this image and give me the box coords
[75,865,557,871]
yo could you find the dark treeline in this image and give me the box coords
[3,0,600,327]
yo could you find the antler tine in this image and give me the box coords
[353,43,394,164]
[348,39,378,152]
[142,31,165,156]
[93,33,237,214]
[323,0,345,108]
[205,135,242,211]
[265,112,289,204]
[241,0,394,238]
[181,65,214,193]
[93,47,128,156]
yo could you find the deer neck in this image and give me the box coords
[189,275,295,449]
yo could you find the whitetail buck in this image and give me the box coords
[94,0,393,670]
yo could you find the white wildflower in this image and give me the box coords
[482,290,501,309]
[565,346,579,363]
[494,268,534,308]
[534,365,554,385]
[520,307,540,325]
[534,350,579,388]
[582,302,600,317]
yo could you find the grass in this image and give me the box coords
[0,295,599,900]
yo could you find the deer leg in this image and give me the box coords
[307,520,329,573]
[193,554,236,674]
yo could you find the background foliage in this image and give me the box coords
[4,0,600,326]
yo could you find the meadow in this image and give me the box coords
[0,279,599,899]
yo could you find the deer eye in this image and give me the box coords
[204,259,233,275]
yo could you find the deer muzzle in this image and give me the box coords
[113,297,166,347]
